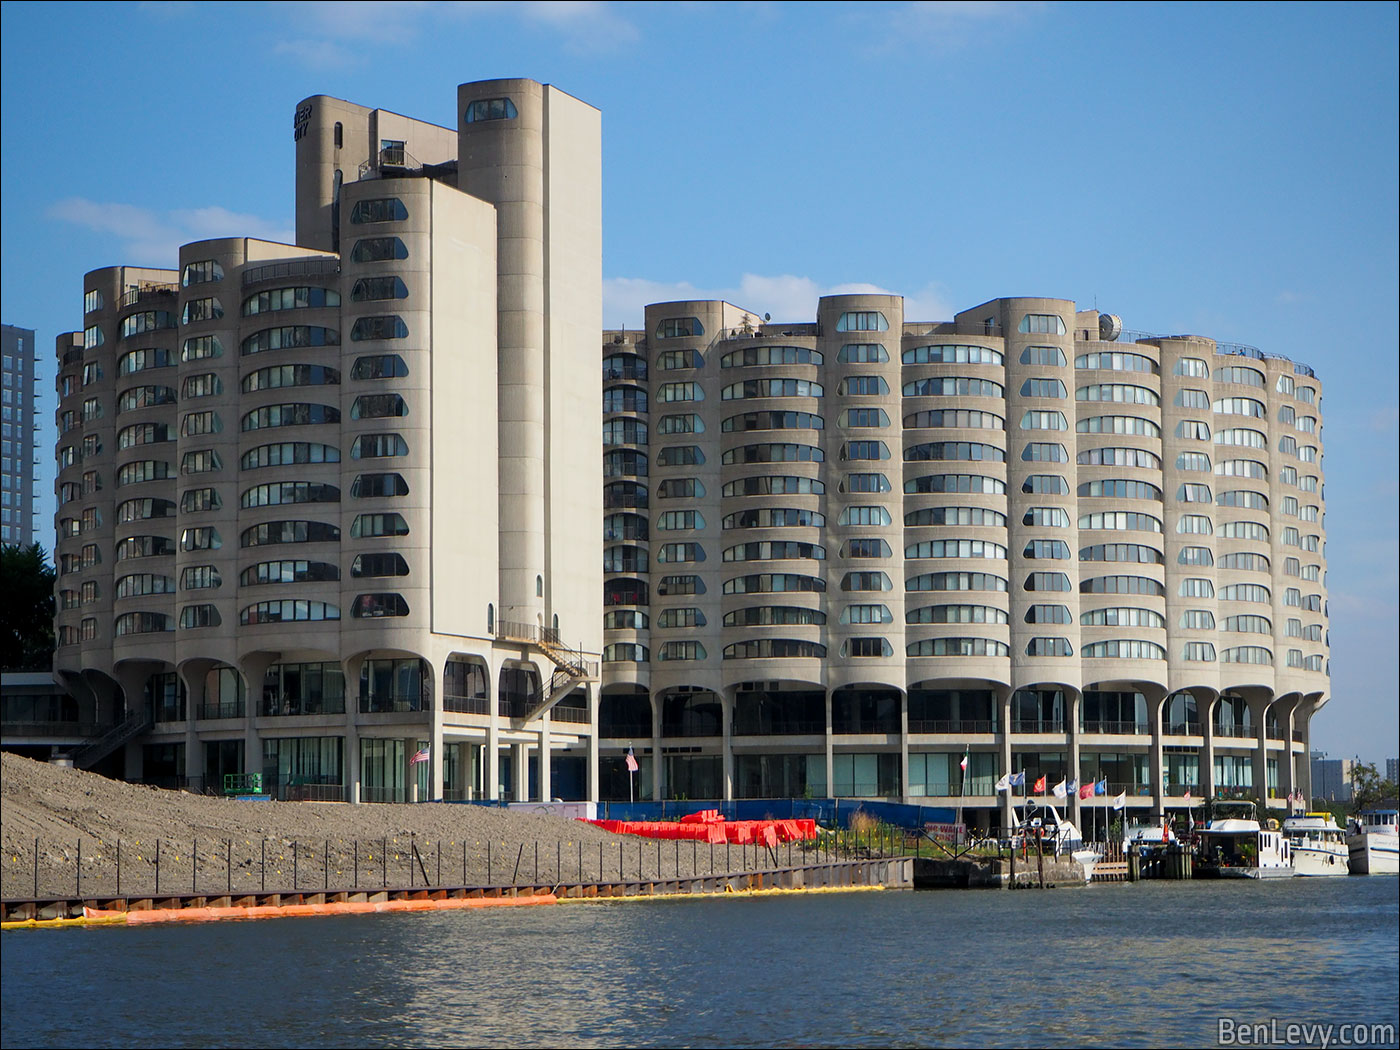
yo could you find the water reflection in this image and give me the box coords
[2,879,1396,1048]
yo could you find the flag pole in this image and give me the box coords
[957,744,969,848]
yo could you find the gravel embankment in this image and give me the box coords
[1,754,798,899]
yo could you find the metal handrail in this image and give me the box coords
[901,320,1005,338]
[1163,721,1204,736]
[443,695,490,716]
[242,257,340,287]
[907,719,995,735]
[119,285,177,308]
[732,720,826,736]
[1080,720,1152,735]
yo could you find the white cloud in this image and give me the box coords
[48,197,293,266]
[876,1,1045,51]
[603,272,956,329]
[516,1,641,52]
[273,38,357,71]
[269,0,640,69]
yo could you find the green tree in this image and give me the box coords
[1350,762,1399,810]
[0,543,56,670]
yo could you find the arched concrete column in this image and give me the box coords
[1270,693,1303,811]
[57,670,100,726]
[720,687,734,803]
[113,660,167,780]
[238,650,281,796]
[1138,684,1168,815]
[176,658,213,784]
[824,688,835,806]
[1238,687,1274,808]
[485,650,502,802]
[1066,690,1082,824]
[538,707,552,803]
[899,685,910,805]
[586,680,600,804]
[650,687,664,803]
[1295,696,1321,802]
[996,686,1013,833]
[1200,692,1220,800]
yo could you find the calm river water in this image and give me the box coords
[4,877,1397,1048]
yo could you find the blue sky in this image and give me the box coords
[2,1,1396,767]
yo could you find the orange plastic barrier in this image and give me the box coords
[83,893,557,925]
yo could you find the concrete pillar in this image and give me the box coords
[407,736,420,802]
[538,715,552,802]
[511,741,528,801]
[898,689,910,805]
[1148,692,1167,818]
[486,662,501,801]
[430,663,445,801]
[1201,695,1217,801]
[650,690,664,803]
[1248,695,1270,807]
[824,688,835,799]
[1067,691,1082,825]
[586,683,600,804]
[345,721,360,804]
[999,689,1014,833]
[1276,697,1297,811]
[1298,701,1315,802]
[721,690,733,802]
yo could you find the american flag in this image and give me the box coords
[625,747,639,773]
[410,745,430,765]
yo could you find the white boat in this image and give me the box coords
[1282,812,1349,876]
[1012,799,1098,882]
[1194,800,1294,878]
[1346,806,1399,875]
[1123,819,1178,851]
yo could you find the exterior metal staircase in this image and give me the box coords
[494,622,599,723]
[67,710,152,769]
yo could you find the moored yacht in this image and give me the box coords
[1012,800,1099,882]
[1346,806,1399,875]
[1194,801,1293,878]
[1282,812,1349,876]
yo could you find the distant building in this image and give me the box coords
[1387,758,1398,786]
[2,324,38,547]
[1310,752,1354,802]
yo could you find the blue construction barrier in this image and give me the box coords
[438,796,958,829]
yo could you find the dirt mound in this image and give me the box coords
[2,752,705,899]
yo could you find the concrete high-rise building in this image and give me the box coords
[50,79,603,801]
[1310,752,1353,802]
[2,324,38,547]
[598,297,1329,825]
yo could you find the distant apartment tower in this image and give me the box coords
[598,297,1330,824]
[1388,758,1398,787]
[51,79,603,802]
[1310,753,1354,802]
[2,324,38,547]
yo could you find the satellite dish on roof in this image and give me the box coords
[764,313,771,322]
[1099,313,1123,341]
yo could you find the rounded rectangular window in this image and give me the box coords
[835,311,888,332]
[351,316,408,341]
[465,97,518,123]
[349,198,409,224]
[350,238,409,262]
